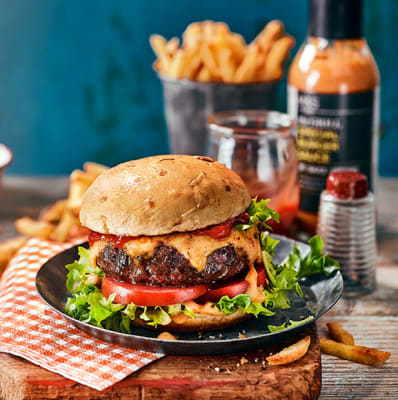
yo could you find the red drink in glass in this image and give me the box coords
[207,110,299,236]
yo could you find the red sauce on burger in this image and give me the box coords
[88,212,250,245]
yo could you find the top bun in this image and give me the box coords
[80,155,251,236]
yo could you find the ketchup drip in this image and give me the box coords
[193,213,249,239]
[88,231,132,248]
[88,212,250,245]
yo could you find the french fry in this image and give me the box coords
[320,338,391,366]
[254,20,284,54]
[227,33,247,63]
[184,53,202,80]
[202,20,216,42]
[67,224,90,239]
[51,210,75,243]
[168,49,185,79]
[200,43,220,79]
[217,48,236,83]
[157,332,177,340]
[183,22,202,48]
[149,34,170,74]
[165,37,180,55]
[326,322,355,345]
[196,66,212,82]
[214,22,230,36]
[15,217,54,239]
[267,336,311,365]
[263,36,295,81]
[0,236,27,270]
[39,200,67,223]
[68,170,94,215]
[234,43,260,83]
[83,162,109,179]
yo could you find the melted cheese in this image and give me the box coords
[184,300,225,316]
[245,264,266,303]
[90,226,261,272]
[89,240,108,267]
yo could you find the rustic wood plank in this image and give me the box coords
[0,325,320,400]
[318,317,398,400]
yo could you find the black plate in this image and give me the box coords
[36,235,343,356]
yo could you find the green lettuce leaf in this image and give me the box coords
[268,316,314,333]
[294,235,340,279]
[65,247,103,291]
[216,294,275,317]
[167,304,195,319]
[140,306,172,327]
[234,198,279,231]
[261,232,302,310]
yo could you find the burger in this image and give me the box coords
[65,155,335,333]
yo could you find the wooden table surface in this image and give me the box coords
[0,176,397,400]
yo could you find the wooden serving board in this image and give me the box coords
[0,324,320,400]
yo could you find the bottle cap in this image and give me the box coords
[326,171,368,200]
[308,0,363,40]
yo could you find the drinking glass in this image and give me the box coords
[207,110,299,235]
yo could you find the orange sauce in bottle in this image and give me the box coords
[288,0,379,234]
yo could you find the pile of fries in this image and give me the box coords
[0,162,109,272]
[150,20,294,83]
[321,321,391,366]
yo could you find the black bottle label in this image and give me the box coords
[288,87,379,212]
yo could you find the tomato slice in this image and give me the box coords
[256,264,266,287]
[196,279,249,303]
[197,264,267,303]
[101,277,209,306]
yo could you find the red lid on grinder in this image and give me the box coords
[326,171,368,199]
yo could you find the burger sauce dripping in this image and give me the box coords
[88,231,132,248]
[88,213,250,245]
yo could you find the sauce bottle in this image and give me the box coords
[288,0,380,234]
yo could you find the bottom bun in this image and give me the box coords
[132,309,251,333]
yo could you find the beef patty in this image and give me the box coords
[96,244,249,287]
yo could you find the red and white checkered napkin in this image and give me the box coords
[0,238,164,391]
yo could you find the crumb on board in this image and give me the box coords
[240,357,249,365]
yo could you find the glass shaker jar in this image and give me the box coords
[207,110,299,235]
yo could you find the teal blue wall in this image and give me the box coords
[0,0,396,175]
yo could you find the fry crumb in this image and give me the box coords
[240,357,249,365]
[239,333,247,339]
[157,332,177,340]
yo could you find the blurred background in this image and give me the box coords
[0,0,396,175]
